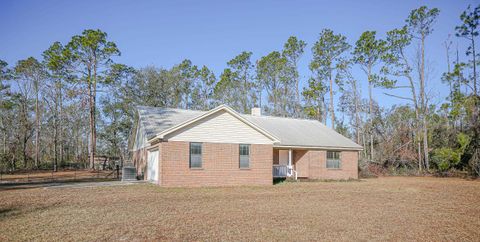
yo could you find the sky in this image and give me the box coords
[1,0,478,122]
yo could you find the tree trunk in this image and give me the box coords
[368,66,374,162]
[422,112,429,170]
[330,73,335,129]
[35,89,39,168]
[362,129,367,159]
[445,41,453,101]
[322,96,327,124]
[294,61,300,117]
[88,67,96,170]
[2,130,6,155]
[23,133,27,168]
[21,101,28,168]
[401,49,422,171]
[472,37,477,96]
[258,89,262,109]
[353,79,361,145]
[273,82,278,115]
[59,83,64,166]
[243,71,248,114]
[53,108,58,172]
[410,79,422,171]
[420,35,429,170]
[283,82,289,117]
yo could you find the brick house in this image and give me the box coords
[130,105,362,187]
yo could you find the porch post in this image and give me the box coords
[288,149,292,177]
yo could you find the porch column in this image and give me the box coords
[287,149,292,177]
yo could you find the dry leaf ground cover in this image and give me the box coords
[0,170,116,184]
[0,177,479,241]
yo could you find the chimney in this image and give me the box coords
[251,107,261,116]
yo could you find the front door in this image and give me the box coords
[279,150,289,165]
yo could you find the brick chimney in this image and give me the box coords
[251,107,261,116]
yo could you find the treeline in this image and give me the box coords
[0,5,479,176]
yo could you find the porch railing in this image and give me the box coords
[273,165,288,178]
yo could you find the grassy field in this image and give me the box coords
[0,177,479,241]
[0,170,118,184]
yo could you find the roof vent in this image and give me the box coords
[251,107,261,116]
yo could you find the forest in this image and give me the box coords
[0,5,479,177]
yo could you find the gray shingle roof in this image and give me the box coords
[136,106,362,150]
[137,106,205,140]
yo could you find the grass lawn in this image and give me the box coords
[0,170,117,184]
[1,177,479,241]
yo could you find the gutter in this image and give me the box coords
[273,145,363,151]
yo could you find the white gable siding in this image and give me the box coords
[166,110,274,144]
[133,121,149,150]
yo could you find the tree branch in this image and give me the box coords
[383,92,414,101]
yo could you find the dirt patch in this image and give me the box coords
[0,177,479,241]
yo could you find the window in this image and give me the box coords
[326,151,341,169]
[189,142,202,168]
[239,144,250,168]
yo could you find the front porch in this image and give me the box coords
[271,148,360,181]
[272,149,300,179]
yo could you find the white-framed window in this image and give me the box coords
[239,144,250,168]
[189,142,202,168]
[326,151,341,169]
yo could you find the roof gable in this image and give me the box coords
[165,109,277,144]
[149,105,280,143]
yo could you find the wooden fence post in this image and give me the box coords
[116,165,120,179]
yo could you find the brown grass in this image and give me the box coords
[0,170,116,184]
[0,177,479,241]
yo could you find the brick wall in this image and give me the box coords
[293,150,358,180]
[134,144,359,185]
[293,150,309,177]
[160,141,273,187]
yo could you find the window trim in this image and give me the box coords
[239,144,250,169]
[189,142,203,169]
[326,151,341,169]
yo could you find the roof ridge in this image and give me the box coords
[137,105,323,123]
[242,113,320,122]
[137,105,207,113]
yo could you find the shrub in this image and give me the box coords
[432,133,470,172]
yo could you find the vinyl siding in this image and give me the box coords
[166,110,274,144]
[133,121,149,150]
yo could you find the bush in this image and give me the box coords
[432,133,470,173]
[432,148,460,172]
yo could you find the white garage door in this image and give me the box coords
[147,149,159,182]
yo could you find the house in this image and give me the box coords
[130,105,362,187]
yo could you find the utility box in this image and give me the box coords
[122,164,137,181]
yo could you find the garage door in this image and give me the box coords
[147,149,159,182]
